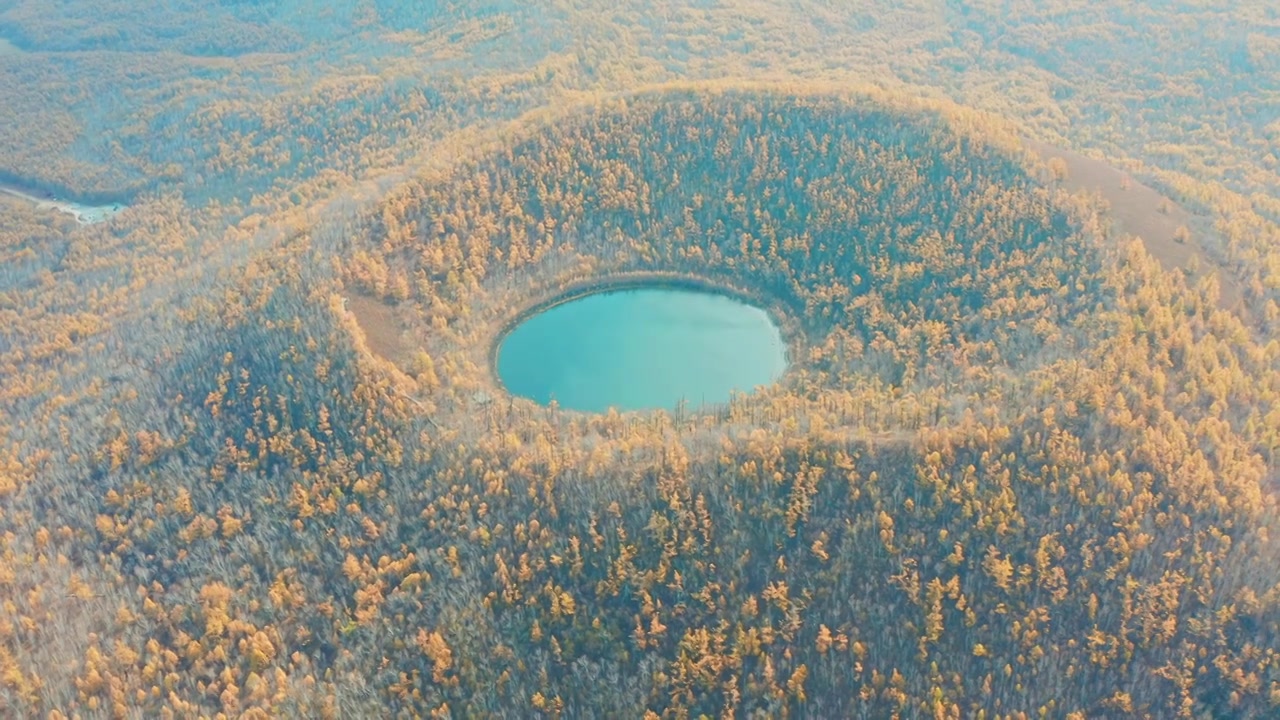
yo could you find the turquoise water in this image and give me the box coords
[496,288,787,412]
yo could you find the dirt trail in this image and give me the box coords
[1026,140,1241,310]
[0,183,127,224]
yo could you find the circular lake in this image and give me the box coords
[496,287,787,413]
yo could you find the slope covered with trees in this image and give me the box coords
[2,86,1276,717]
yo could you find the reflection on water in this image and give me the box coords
[496,288,787,413]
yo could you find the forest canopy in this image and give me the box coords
[2,2,1280,718]
[4,85,1276,717]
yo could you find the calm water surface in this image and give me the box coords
[497,288,787,412]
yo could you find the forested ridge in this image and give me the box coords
[1,2,1280,719]
[1,85,1277,717]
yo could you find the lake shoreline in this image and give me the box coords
[485,270,803,414]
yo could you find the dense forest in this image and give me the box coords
[2,1,1280,718]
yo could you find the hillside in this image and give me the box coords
[1,3,1278,718]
